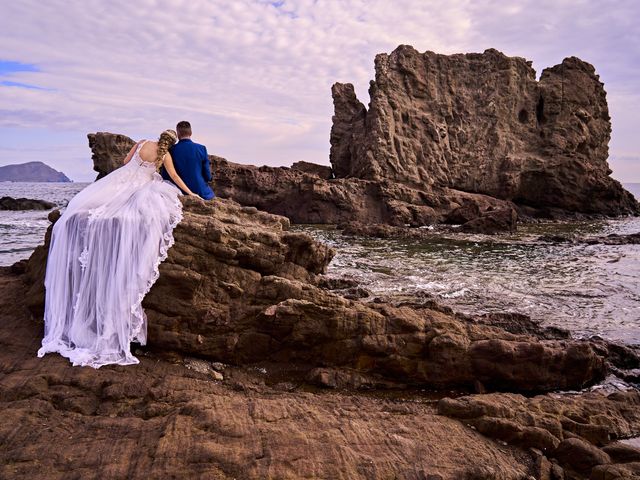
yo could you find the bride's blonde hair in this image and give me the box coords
[155,129,178,170]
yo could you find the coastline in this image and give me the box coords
[1,196,639,479]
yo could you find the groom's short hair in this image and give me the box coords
[176,121,192,138]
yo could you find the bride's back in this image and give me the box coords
[138,141,158,164]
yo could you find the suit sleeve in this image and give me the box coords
[202,146,213,182]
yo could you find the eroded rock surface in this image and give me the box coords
[18,198,613,393]
[87,132,135,180]
[438,391,640,479]
[85,48,638,234]
[330,46,639,217]
[3,194,640,479]
[88,136,514,228]
[0,272,537,480]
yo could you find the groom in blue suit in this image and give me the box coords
[161,121,215,200]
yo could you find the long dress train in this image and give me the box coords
[37,140,183,368]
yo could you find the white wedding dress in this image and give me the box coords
[37,140,183,368]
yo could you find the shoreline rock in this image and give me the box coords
[438,390,640,478]
[84,48,638,235]
[16,198,631,394]
[0,272,540,479]
[2,195,639,479]
[0,196,55,211]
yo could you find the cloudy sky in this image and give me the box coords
[0,0,638,182]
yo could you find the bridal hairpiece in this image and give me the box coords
[163,129,178,142]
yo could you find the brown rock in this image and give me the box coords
[85,137,527,232]
[590,462,640,479]
[602,443,640,463]
[460,207,518,234]
[87,132,135,179]
[473,312,570,340]
[290,160,333,179]
[438,391,640,458]
[553,437,610,474]
[20,197,608,393]
[0,272,536,480]
[330,46,639,217]
[445,201,482,224]
[551,463,565,480]
[0,196,55,211]
[330,82,368,179]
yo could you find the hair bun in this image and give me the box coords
[163,129,178,143]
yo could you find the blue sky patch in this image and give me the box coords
[1,80,45,90]
[0,60,39,76]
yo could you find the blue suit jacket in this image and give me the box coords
[161,138,215,200]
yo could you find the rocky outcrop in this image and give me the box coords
[330,46,639,217]
[87,132,135,180]
[85,48,637,233]
[538,231,640,245]
[0,271,538,480]
[438,390,640,479]
[89,134,516,229]
[290,160,333,179]
[459,207,518,234]
[213,156,522,227]
[0,196,55,210]
[17,197,622,394]
[0,161,70,182]
[4,194,640,478]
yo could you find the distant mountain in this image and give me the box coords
[0,161,71,182]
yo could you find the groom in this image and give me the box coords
[161,121,215,200]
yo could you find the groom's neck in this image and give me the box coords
[178,136,192,141]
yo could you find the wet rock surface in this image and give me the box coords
[438,391,640,479]
[459,207,518,234]
[0,196,55,211]
[537,231,640,245]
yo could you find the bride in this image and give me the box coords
[37,129,196,368]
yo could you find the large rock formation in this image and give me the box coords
[210,156,512,226]
[0,272,546,479]
[85,48,638,229]
[330,46,639,216]
[89,133,516,227]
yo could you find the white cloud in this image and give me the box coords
[0,0,638,181]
